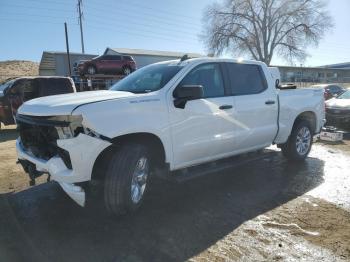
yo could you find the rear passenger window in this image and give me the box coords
[19,80,39,101]
[112,56,121,61]
[180,63,224,98]
[226,63,266,95]
[38,79,74,96]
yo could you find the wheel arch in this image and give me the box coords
[292,111,317,134]
[91,132,167,180]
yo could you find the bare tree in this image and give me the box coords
[202,0,333,65]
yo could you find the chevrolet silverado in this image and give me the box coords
[16,57,325,215]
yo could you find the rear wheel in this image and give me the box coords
[104,144,150,216]
[281,120,313,161]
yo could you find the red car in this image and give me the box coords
[78,54,136,76]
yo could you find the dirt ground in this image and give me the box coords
[0,60,39,83]
[0,125,349,262]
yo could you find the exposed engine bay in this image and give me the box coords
[16,114,83,171]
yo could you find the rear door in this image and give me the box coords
[111,56,123,74]
[103,55,122,74]
[97,55,110,73]
[224,62,278,152]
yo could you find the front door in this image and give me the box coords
[169,63,235,169]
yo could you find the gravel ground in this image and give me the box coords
[0,125,349,262]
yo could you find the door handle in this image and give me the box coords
[265,100,275,105]
[219,105,233,110]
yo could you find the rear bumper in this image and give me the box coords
[16,134,111,206]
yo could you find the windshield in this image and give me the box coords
[337,90,350,99]
[0,79,15,92]
[110,64,183,93]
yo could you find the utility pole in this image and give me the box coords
[77,0,85,53]
[64,22,72,76]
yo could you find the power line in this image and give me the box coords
[1,3,76,14]
[0,14,200,45]
[86,0,201,23]
[85,23,199,45]
[2,15,349,55]
[0,12,76,22]
[0,17,78,25]
[24,0,75,6]
[84,8,201,32]
[24,0,201,24]
[84,16,200,41]
[1,1,203,32]
[82,3,202,30]
[7,0,203,30]
[0,12,200,43]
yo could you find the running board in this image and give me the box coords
[170,150,278,183]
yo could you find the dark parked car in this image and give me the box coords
[311,84,345,100]
[325,89,350,129]
[78,55,136,76]
[0,77,76,128]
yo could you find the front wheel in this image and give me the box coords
[280,120,313,161]
[104,144,150,216]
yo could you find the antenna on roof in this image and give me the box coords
[180,54,190,62]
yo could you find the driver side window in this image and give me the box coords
[180,63,225,98]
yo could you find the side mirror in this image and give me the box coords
[173,85,204,109]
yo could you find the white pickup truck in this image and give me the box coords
[16,57,325,215]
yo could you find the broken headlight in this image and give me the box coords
[55,115,83,139]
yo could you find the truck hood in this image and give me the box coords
[18,90,135,116]
[326,98,350,109]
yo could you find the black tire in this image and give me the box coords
[104,144,150,216]
[87,65,96,75]
[281,120,313,161]
[122,66,131,76]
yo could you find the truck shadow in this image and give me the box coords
[0,152,325,262]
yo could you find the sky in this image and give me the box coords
[0,0,349,66]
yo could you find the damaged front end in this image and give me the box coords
[16,114,83,174]
[16,114,111,206]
